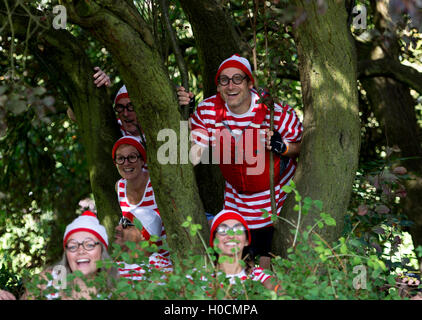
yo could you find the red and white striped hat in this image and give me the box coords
[124,207,162,240]
[112,135,147,163]
[63,210,109,249]
[215,54,254,85]
[209,209,251,247]
[114,85,130,105]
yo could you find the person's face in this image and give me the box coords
[214,219,248,257]
[65,231,102,276]
[115,97,139,136]
[217,67,253,114]
[114,219,144,252]
[114,144,145,180]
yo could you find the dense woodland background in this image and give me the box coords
[1,0,422,299]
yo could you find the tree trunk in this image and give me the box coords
[273,0,361,255]
[357,0,422,252]
[62,0,208,256]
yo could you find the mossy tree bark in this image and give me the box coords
[273,0,361,255]
[0,6,122,256]
[61,0,208,256]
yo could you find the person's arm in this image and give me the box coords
[178,87,208,166]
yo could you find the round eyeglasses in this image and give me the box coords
[119,216,135,229]
[65,239,100,252]
[217,74,247,86]
[114,102,135,113]
[215,224,246,236]
[114,152,142,165]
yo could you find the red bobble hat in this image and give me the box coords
[209,209,251,247]
[63,210,109,249]
[114,85,129,105]
[112,136,147,163]
[215,54,254,85]
[123,208,162,241]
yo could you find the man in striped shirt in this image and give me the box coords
[177,54,303,269]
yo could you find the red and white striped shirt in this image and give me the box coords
[117,178,169,257]
[190,91,303,229]
[117,252,173,282]
[187,266,272,289]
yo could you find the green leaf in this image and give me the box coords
[313,200,323,211]
[282,185,293,193]
[133,219,143,231]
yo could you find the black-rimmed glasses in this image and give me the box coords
[65,239,100,252]
[217,74,247,86]
[119,216,135,229]
[114,153,142,165]
[114,102,135,113]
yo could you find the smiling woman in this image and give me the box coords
[209,210,281,293]
[112,136,169,258]
[0,211,118,300]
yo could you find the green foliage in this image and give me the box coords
[346,151,417,273]
[19,183,409,300]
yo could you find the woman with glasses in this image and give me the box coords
[0,211,118,300]
[208,210,280,292]
[112,136,169,258]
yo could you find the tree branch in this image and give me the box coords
[358,58,422,95]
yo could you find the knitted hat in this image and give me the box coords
[63,210,109,249]
[114,85,130,105]
[124,207,162,240]
[215,54,254,85]
[209,209,251,247]
[112,136,147,163]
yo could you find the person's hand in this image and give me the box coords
[0,289,16,300]
[264,129,287,155]
[177,86,194,106]
[93,67,111,88]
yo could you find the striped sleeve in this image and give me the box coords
[190,97,217,148]
[250,267,272,284]
[273,103,303,143]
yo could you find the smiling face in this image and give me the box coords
[116,97,140,136]
[217,67,253,114]
[115,144,145,180]
[65,231,102,276]
[214,219,249,257]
